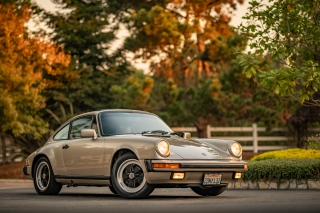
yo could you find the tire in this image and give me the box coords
[109,186,118,195]
[33,157,62,195]
[111,153,154,199]
[191,185,227,196]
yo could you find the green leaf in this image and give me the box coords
[274,85,280,94]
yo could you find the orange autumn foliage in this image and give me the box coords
[0,4,71,137]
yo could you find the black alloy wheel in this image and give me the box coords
[111,153,154,199]
[33,157,62,195]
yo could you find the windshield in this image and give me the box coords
[99,112,172,136]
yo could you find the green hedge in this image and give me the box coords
[251,148,320,161]
[242,159,320,182]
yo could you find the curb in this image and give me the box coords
[0,179,33,189]
[0,179,32,183]
[228,179,320,190]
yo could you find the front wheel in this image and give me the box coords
[111,153,154,199]
[191,185,227,196]
[33,157,62,195]
[109,186,118,195]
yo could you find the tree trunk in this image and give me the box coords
[194,117,209,138]
[1,132,6,165]
[288,117,307,148]
[294,124,306,148]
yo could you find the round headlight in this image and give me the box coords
[155,140,170,157]
[229,142,242,157]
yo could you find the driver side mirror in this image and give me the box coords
[81,129,97,140]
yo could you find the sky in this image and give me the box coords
[30,0,251,71]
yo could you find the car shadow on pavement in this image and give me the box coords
[14,187,232,200]
[20,192,205,200]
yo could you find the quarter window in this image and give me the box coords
[53,124,70,140]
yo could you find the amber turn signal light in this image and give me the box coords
[152,163,180,169]
[244,163,248,169]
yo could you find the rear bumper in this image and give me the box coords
[22,165,32,179]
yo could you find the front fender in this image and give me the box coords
[31,141,67,177]
[104,136,183,176]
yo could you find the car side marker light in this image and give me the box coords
[172,173,185,180]
[152,163,180,169]
[244,163,248,169]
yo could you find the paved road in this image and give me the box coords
[0,186,319,213]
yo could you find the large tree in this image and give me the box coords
[0,2,70,163]
[109,69,154,111]
[237,0,320,106]
[33,0,131,115]
[288,90,320,148]
[111,53,297,138]
[155,58,297,138]
[106,0,245,136]
[111,0,244,86]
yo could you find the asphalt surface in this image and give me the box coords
[0,186,319,213]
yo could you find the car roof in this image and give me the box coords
[74,109,155,118]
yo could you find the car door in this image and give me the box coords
[61,115,104,176]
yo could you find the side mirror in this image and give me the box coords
[81,129,97,140]
[182,132,191,139]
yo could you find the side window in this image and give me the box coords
[70,116,93,139]
[53,124,70,140]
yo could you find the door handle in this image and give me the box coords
[62,144,69,149]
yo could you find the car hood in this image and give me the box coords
[164,136,236,160]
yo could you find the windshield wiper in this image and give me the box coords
[141,130,170,135]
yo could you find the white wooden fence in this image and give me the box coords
[172,124,320,153]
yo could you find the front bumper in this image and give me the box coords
[145,159,247,172]
[144,159,247,185]
[22,165,32,179]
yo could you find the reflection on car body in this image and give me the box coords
[22,109,248,199]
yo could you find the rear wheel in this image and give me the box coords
[111,153,154,199]
[33,157,62,195]
[191,185,227,196]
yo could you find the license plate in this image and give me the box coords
[203,173,222,185]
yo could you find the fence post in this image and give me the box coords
[207,125,211,138]
[252,123,258,153]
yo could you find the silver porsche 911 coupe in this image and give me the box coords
[22,109,248,199]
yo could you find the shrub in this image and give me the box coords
[251,148,320,161]
[305,140,320,150]
[242,159,320,182]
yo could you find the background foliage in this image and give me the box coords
[243,159,320,182]
[251,148,320,161]
[1,0,319,162]
[0,1,70,163]
[33,0,132,114]
[244,148,320,182]
[237,0,320,106]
